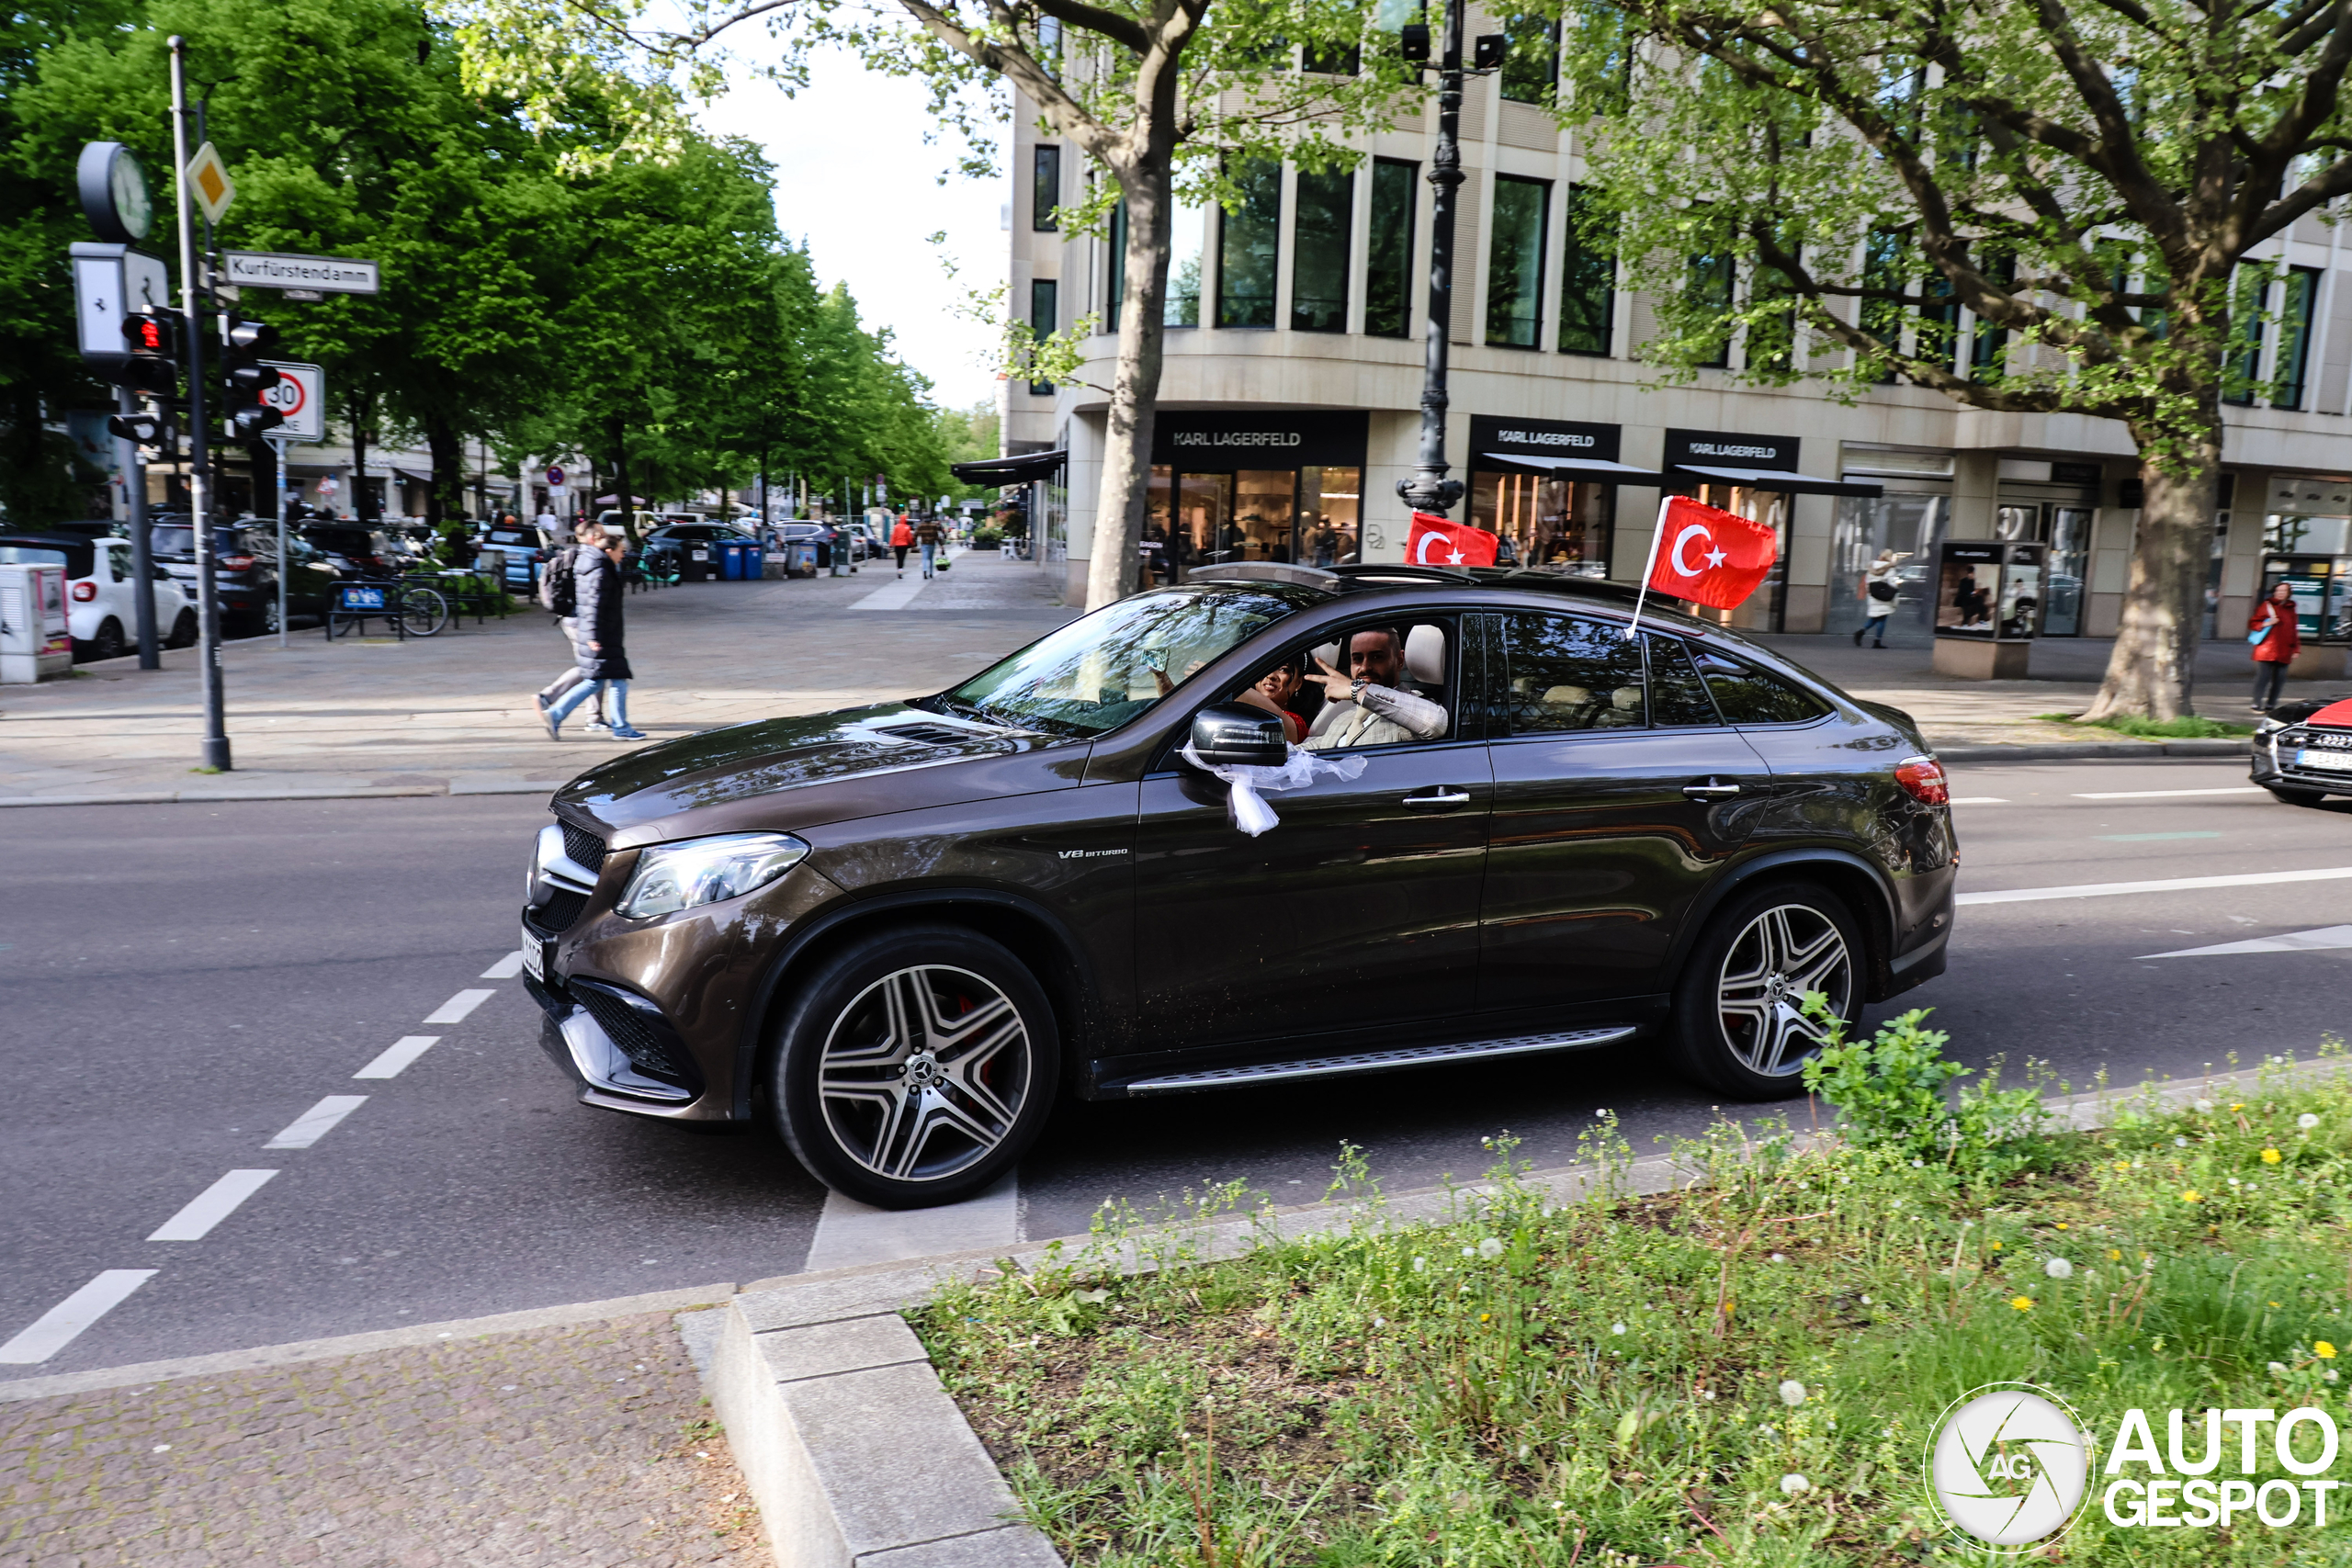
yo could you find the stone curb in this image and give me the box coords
[0,779,570,807]
[1930,737,2251,763]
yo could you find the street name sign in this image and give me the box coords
[222,251,379,295]
[185,141,234,225]
[258,361,325,442]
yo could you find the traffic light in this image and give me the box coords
[221,313,285,438]
[109,309,181,398]
[106,410,164,445]
[1473,32,1508,69]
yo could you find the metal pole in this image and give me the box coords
[271,433,290,649]
[119,384,159,668]
[1397,0,1467,519]
[171,37,229,770]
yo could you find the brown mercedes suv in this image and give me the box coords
[521,564,1956,1207]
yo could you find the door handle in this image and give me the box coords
[1682,781,1742,799]
[1403,789,1472,809]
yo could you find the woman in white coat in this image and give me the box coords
[1853,549,1905,647]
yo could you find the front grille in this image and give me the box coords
[560,820,608,873]
[525,888,587,936]
[572,984,692,1085]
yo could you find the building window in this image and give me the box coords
[1170,199,1205,326]
[1470,469,1612,575]
[1556,185,1612,355]
[1107,202,1125,331]
[1499,16,1559,106]
[1971,250,2014,383]
[1487,175,1549,348]
[1365,160,1416,339]
[1292,168,1351,332]
[1687,242,1734,368]
[2274,265,2321,409]
[1032,145,1061,231]
[1028,279,1057,395]
[1217,159,1282,329]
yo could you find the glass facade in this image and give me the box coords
[1487,175,1549,348]
[1366,160,1416,339]
[1468,471,1611,575]
[1169,200,1205,326]
[1142,463,1362,580]
[1217,160,1282,329]
[1292,169,1351,332]
[1032,144,1060,231]
[2276,266,2321,409]
[1028,279,1057,396]
[1830,491,1950,648]
[1557,186,1612,355]
[1498,16,1559,104]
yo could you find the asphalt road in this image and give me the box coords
[4,757,2348,1375]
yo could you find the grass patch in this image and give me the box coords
[2035,711,2255,739]
[916,1045,2352,1565]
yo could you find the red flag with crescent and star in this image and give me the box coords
[1645,495,1778,609]
[1404,511,1500,569]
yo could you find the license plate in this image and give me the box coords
[521,922,546,981]
[2298,748,2352,772]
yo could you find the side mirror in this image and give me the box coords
[1188,704,1290,768]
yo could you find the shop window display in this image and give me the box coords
[1467,469,1611,576]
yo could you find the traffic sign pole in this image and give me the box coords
[270,433,290,649]
[119,384,158,668]
[170,35,229,772]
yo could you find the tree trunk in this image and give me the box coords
[423,412,464,529]
[1084,138,1180,611]
[610,419,634,543]
[2080,413,2222,722]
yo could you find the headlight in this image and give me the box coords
[616,832,809,918]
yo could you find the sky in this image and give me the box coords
[700,50,1012,414]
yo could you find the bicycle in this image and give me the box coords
[324,574,450,639]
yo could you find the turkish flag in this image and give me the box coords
[1645,495,1778,609]
[1405,511,1499,568]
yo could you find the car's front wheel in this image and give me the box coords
[1668,881,1863,1100]
[770,925,1058,1208]
[166,609,198,649]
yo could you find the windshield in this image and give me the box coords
[939,585,1315,738]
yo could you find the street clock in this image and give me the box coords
[76,141,153,243]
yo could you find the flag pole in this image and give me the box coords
[1623,492,1674,640]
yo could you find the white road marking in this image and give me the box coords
[0,1269,158,1364]
[480,952,526,979]
[850,576,927,611]
[2139,925,2352,959]
[1959,865,2352,906]
[2072,786,2267,800]
[264,1095,369,1150]
[147,1170,279,1242]
[353,1035,440,1080]
[803,1172,1020,1272]
[423,988,495,1024]
[1948,796,2010,805]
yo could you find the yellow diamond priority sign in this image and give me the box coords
[184,141,233,226]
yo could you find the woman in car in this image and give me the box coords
[2252,580,2301,713]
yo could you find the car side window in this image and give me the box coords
[1229,618,1457,751]
[1645,635,1723,728]
[108,544,131,582]
[1500,613,1645,734]
[1690,648,1830,724]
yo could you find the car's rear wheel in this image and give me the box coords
[166,609,198,649]
[89,618,126,660]
[2267,785,2332,807]
[1668,881,1862,1100]
[770,924,1058,1208]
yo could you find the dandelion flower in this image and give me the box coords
[2272,1361,2291,1377]
[1781,1473,1811,1495]
[2045,1258,2074,1280]
[2181,1190,2202,1203]
[1702,1390,1717,1401]
[2233,1103,2245,1111]
[2329,1370,2342,1383]
[2194,1098,2215,1113]
[1990,1240,2004,1251]
[1611,1322,1626,1335]
[2055,1223,2068,1230]
[2109,1248,2123,1261]
[1779,1379,1807,1406]
[2114,1161,2131,1172]
[1462,1247,1476,1259]
[2320,1342,2338,1359]
[2176,1136,2190,1147]
[2263,1148,2284,1164]
[1477,1236,1505,1260]
[2011,1296,2035,1312]
[1770,1252,1786,1263]
[2301,1113,2321,1131]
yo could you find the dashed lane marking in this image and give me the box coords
[422,988,496,1024]
[0,1270,158,1365]
[263,1096,368,1150]
[2072,786,2267,800]
[1958,865,2352,906]
[353,1036,439,1080]
[2139,925,2352,959]
[146,1170,279,1243]
[480,952,526,979]
[1949,796,2010,805]
[2096,830,2225,842]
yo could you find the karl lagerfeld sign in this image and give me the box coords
[1468,415,1622,465]
[1664,429,1801,470]
[1150,410,1368,468]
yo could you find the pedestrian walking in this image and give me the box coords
[534,520,609,731]
[543,525,643,740]
[1853,549,1905,647]
[2251,580,2301,712]
[891,514,913,577]
[916,514,944,580]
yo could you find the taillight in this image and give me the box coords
[1894,756,1949,806]
[71,581,96,602]
[219,554,256,571]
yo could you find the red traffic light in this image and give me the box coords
[120,310,177,357]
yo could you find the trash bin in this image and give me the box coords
[784,540,815,577]
[718,541,745,580]
[681,544,710,582]
[742,543,763,578]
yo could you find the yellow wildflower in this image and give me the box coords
[2320,1343,2338,1359]
[2182,1190,2202,1203]
[2109,1249,2123,1261]
[2011,1296,2035,1312]
[2262,1148,2283,1164]
[1990,1240,2003,1250]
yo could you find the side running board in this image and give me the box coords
[1121,1026,1638,1098]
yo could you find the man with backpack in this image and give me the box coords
[533,520,608,731]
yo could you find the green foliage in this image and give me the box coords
[972,524,1003,548]
[1800,1002,2048,1179]
[2037,711,2256,739]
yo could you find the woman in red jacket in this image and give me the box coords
[890,515,913,578]
[2251,580,2301,712]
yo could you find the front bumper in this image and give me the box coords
[524,970,715,1118]
[2252,729,2352,795]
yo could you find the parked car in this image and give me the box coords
[2252,694,2352,805]
[517,563,1958,1207]
[641,522,759,579]
[0,533,195,658]
[479,517,550,592]
[297,522,401,578]
[151,518,334,634]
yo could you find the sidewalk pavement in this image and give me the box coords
[0,1304,770,1567]
[3,552,2317,806]
[0,547,1073,807]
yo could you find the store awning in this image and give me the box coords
[951,448,1066,484]
[392,468,433,485]
[1479,452,1674,485]
[1668,463,1883,498]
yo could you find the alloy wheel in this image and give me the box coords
[817,964,1032,1184]
[1714,903,1853,1077]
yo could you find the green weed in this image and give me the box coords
[2035,711,2256,739]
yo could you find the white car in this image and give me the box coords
[0,533,196,660]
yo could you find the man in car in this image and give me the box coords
[1302,626,1447,750]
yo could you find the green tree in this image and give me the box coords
[1560,0,2352,719]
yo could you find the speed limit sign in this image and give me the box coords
[258,360,324,442]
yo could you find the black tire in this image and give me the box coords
[769,924,1058,1208]
[2267,786,2332,807]
[89,618,126,660]
[166,610,198,649]
[401,588,449,637]
[1668,880,1864,1100]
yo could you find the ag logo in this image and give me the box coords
[1927,1382,2092,1548]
